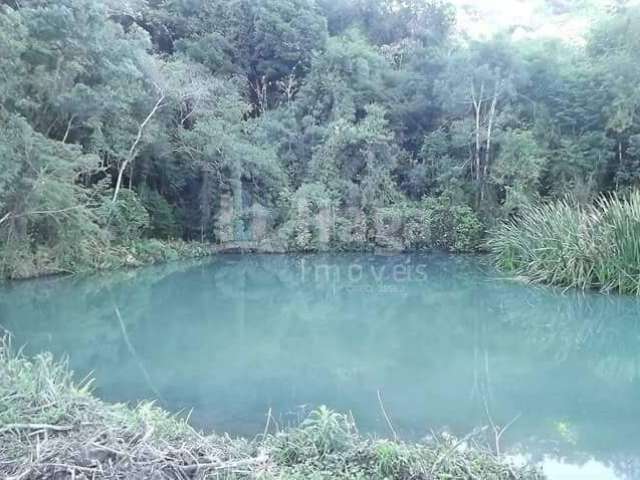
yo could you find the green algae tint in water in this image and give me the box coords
[2,254,640,479]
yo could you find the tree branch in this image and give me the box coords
[0,423,73,434]
[112,89,165,203]
[1,206,88,226]
[0,212,11,226]
[62,114,76,144]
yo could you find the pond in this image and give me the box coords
[1,254,640,479]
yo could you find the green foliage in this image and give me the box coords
[101,190,150,241]
[373,203,431,251]
[114,239,215,266]
[3,0,640,279]
[251,0,328,81]
[279,183,333,251]
[371,199,483,253]
[273,406,357,463]
[139,187,181,239]
[309,104,402,209]
[296,30,392,125]
[0,111,107,279]
[278,194,482,253]
[491,130,546,213]
[489,191,640,295]
[423,199,483,252]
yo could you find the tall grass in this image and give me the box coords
[489,191,640,295]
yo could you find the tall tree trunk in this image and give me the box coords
[471,82,484,183]
[482,82,499,203]
[230,164,244,241]
[200,167,212,241]
[128,161,135,190]
[112,91,165,203]
[0,212,11,227]
[617,139,623,189]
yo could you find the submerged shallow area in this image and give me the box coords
[2,253,640,479]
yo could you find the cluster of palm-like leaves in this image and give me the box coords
[489,191,640,295]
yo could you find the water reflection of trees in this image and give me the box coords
[493,284,640,381]
[0,258,214,400]
[0,253,499,433]
[476,277,640,477]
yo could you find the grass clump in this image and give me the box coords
[489,191,640,295]
[0,338,544,479]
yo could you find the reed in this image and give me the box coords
[489,191,640,295]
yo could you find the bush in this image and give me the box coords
[277,193,484,253]
[426,199,484,252]
[100,190,150,242]
[0,225,111,280]
[489,191,640,294]
[370,199,483,253]
[113,239,215,268]
[279,183,335,252]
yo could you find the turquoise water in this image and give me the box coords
[2,254,640,479]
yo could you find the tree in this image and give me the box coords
[588,5,640,188]
[249,0,328,109]
[0,111,105,277]
[173,76,286,240]
[3,0,640,271]
[491,129,546,213]
[310,104,401,210]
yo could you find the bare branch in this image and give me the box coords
[62,115,76,144]
[0,423,73,434]
[112,89,165,203]
[0,212,11,226]
[14,205,88,219]
[377,389,398,442]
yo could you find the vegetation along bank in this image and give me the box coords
[0,339,543,479]
[489,191,640,295]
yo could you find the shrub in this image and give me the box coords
[279,183,335,252]
[277,193,483,253]
[489,191,640,294]
[100,190,150,242]
[423,198,484,253]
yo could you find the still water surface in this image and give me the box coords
[2,254,640,479]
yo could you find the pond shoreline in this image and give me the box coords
[1,238,489,283]
[0,339,544,480]
[1,239,217,282]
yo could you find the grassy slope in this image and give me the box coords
[0,339,544,480]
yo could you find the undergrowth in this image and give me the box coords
[0,239,216,280]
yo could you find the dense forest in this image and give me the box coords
[1,0,640,279]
